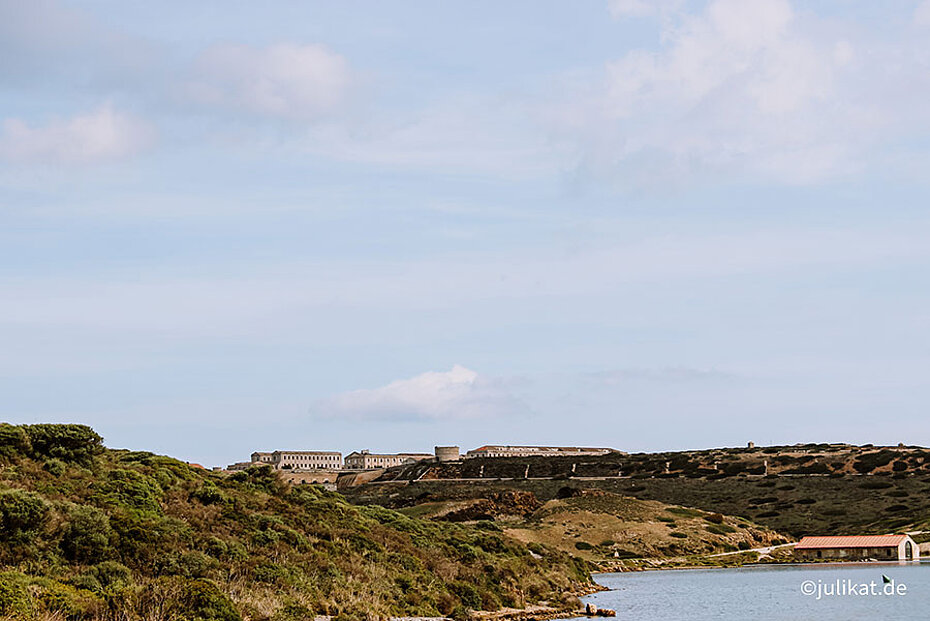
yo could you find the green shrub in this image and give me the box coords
[191,481,226,505]
[100,468,163,513]
[450,581,482,609]
[0,425,31,461]
[573,541,593,551]
[141,577,241,621]
[62,505,113,563]
[156,551,217,579]
[91,561,132,589]
[669,532,687,539]
[0,572,32,617]
[0,488,51,542]
[71,561,133,594]
[43,458,67,476]
[23,424,103,464]
[32,578,102,618]
[178,578,241,621]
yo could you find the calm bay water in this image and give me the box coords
[573,563,930,620]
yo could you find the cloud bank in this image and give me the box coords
[314,365,528,421]
[552,0,930,186]
[187,43,351,120]
[0,104,154,164]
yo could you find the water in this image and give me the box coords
[573,563,930,620]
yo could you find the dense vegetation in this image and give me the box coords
[0,423,591,621]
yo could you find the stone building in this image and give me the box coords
[344,450,432,470]
[225,461,254,471]
[794,535,919,561]
[227,450,341,471]
[272,450,342,470]
[464,445,617,459]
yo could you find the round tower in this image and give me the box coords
[434,446,460,462]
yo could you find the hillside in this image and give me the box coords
[345,443,930,538]
[398,489,785,561]
[0,424,591,621]
[502,491,784,562]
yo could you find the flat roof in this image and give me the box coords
[796,535,908,549]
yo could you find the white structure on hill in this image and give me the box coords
[465,445,616,459]
[228,450,342,471]
[344,450,433,470]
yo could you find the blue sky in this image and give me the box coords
[3,0,930,467]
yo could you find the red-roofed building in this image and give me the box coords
[794,535,919,561]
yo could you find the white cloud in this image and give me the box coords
[187,43,350,120]
[607,0,681,19]
[314,365,528,421]
[915,0,930,27]
[0,104,154,164]
[555,0,919,186]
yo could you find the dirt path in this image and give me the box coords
[707,542,796,557]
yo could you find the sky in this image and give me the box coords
[3,0,930,467]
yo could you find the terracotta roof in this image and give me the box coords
[795,535,908,549]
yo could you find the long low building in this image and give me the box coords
[344,450,433,470]
[464,445,617,459]
[229,450,343,471]
[794,535,919,561]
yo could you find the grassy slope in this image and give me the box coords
[0,424,591,621]
[502,492,784,562]
[394,491,784,563]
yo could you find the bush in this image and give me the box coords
[0,425,31,461]
[100,469,163,513]
[62,505,113,563]
[43,458,67,476]
[0,489,50,543]
[669,532,687,539]
[191,481,226,505]
[23,424,103,464]
[450,581,482,609]
[141,577,241,621]
[0,572,31,617]
[574,541,593,551]
[853,450,897,474]
[90,561,132,590]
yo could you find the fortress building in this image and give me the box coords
[465,445,617,459]
[272,450,343,470]
[228,450,343,471]
[344,450,432,470]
